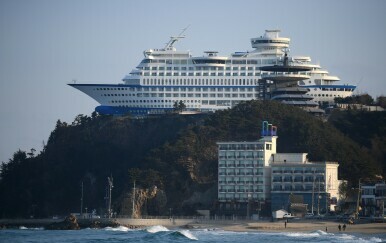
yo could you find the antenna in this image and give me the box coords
[164,25,190,49]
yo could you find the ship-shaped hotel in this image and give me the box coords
[69,29,356,115]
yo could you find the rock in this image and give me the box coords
[46,214,80,230]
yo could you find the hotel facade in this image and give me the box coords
[217,121,341,216]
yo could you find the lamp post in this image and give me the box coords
[247,194,251,220]
[80,181,83,216]
[355,178,362,219]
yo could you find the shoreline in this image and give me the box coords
[187,220,386,235]
[1,218,385,235]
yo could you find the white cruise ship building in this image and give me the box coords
[69,30,356,115]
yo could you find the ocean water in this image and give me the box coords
[0,225,385,243]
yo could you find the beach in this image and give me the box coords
[1,217,386,235]
[186,220,386,234]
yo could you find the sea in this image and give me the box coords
[1,225,385,243]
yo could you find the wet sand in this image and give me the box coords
[188,220,386,234]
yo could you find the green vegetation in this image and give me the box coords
[0,101,384,218]
[334,93,386,108]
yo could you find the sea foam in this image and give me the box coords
[145,225,169,233]
[104,226,131,232]
[175,230,198,240]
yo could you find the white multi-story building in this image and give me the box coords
[361,182,386,217]
[217,135,277,203]
[270,154,339,213]
[217,121,341,215]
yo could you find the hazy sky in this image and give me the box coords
[0,0,385,163]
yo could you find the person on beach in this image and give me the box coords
[343,224,346,231]
[284,221,287,228]
[338,224,341,231]
[325,227,328,232]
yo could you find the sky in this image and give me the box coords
[0,0,385,163]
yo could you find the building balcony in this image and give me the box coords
[272,171,283,174]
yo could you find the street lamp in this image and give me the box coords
[247,194,251,219]
[355,178,362,219]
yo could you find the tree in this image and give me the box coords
[173,101,186,113]
[376,96,386,108]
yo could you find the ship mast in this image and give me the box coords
[164,25,190,49]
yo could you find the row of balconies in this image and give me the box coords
[219,156,264,159]
[219,164,264,168]
[219,172,264,176]
[272,178,325,183]
[271,187,325,192]
[219,181,264,184]
[272,170,325,174]
[218,189,264,193]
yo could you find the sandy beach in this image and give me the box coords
[1,217,385,235]
[187,220,386,234]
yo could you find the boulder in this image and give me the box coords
[46,214,80,230]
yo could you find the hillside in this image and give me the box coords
[0,101,384,218]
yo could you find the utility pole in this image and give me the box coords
[317,178,320,216]
[107,176,113,219]
[80,181,84,216]
[311,178,315,215]
[132,180,136,218]
[356,178,362,219]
